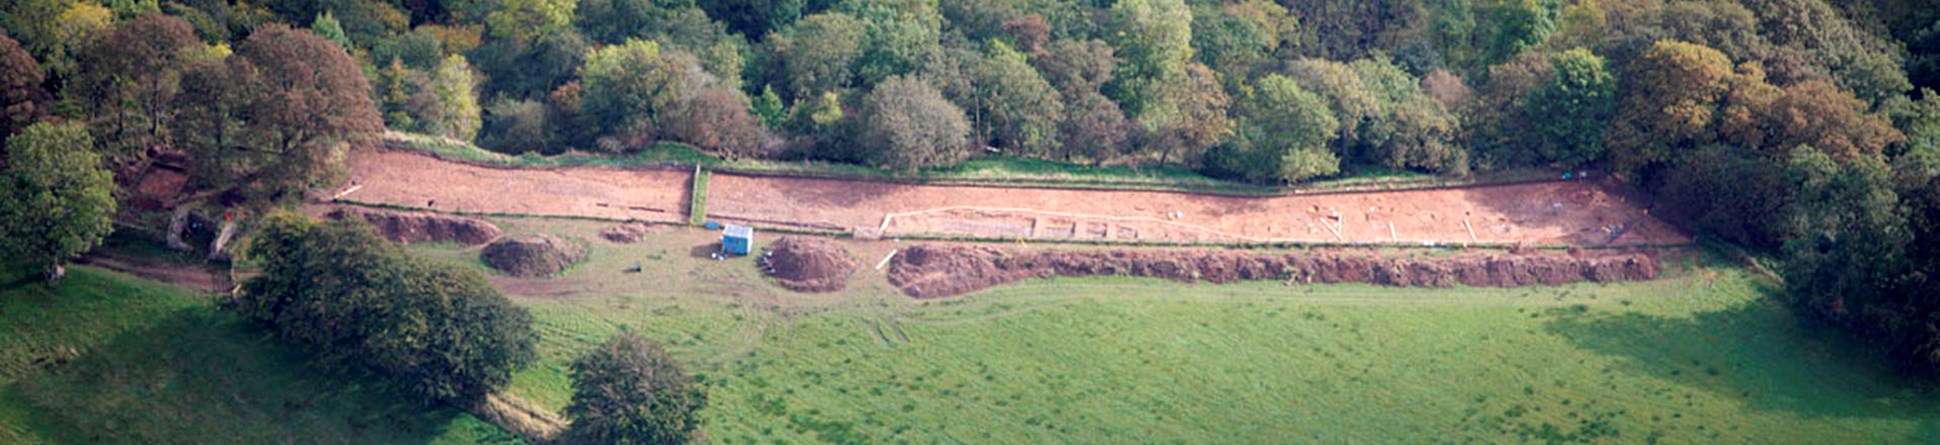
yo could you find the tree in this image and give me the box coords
[178,24,383,203]
[429,55,483,142]
[1477,0,1551,68]
[1107,0,1192,132]
[1527,48,1616,167]
[853,5,942,88]
[1033,39,1117,97]
[750,84,786,128]
[67,13,199,162]
[578,39,715,152]
[1781,151,1920,369]
[976,41,1063,156]
[1148,63,1233,165]
[765,12,864,100]
[310,10,350,49]
[478,98,554,154]
[470,28,590,100]
[1057,90,1129,165]
[696,0,803,39]
[0,122,114,282]
[1284,58,1379,148]
[486,0,575,42]
[239,213,537,404]
[860,75,971,170]
[1243,75,1339,160]
[0,34,50,143]
[1659,144,1797,248]
[566,332,707,445]
[1608,40,1737,174]
[3,0,113,78]
[670,87,770,159]
[1741,80,1903,161]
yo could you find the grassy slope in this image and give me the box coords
[430,219,1939,445]
[0,266,520,445]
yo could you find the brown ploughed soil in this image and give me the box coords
[340,149,690,222]
[706,174,1686,246]
[345,150,1686,247]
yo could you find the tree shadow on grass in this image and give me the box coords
[7,308,517,445]
[1543,282,1940,421]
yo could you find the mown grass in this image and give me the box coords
[423,219,1940,444]
[383,132,1558,196]
[690,167,711,226]
[0,266,521,445]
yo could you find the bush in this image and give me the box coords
[236,213,537,404]
[566,332,707,445]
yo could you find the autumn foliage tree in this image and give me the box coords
[175,24,382,203]
[0,34,50,144]
[67,13,201,162]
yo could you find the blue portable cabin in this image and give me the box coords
[722,224,753,256]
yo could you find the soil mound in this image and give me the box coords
[758,236,856,292]
[601,224,657,243]
[888,245,1660,299]
[482,235,588,278]
[327,207,502,245]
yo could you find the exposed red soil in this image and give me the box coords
[886,245,1660,299]
[344,150,1686,247]
[757,236,856,292]
[339,149,690,221]
[710,174,1687,245]
[326,207,503,245]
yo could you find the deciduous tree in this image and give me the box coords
[1527,48,1616,167]
[68,13,199,162]
[178,24,382,203]
[0,122,114,282]
[239,213,537,404]
[976,41,1063,156]
[860,75,970,170]
[765,12,864,100]
[566,332,706,445]
[430,55,482,142]
[0,34,50,143]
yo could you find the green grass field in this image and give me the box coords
[6,217,1937,444]
[0,266,522,445]
[417,219,1940,444]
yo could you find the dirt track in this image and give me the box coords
[342,150,1688,247]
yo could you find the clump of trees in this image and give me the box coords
[237,213,537,404]
[566,331,707,445]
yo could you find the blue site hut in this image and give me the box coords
[722,224,753,256]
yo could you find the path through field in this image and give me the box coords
[340,150,1688,246]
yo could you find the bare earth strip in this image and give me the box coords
[342,150,692,222]
[343,150,1688,246]
[708,174,1688,246]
